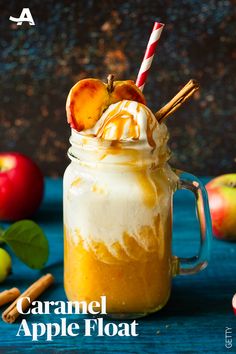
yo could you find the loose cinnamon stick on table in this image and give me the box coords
[0,288,21,307]
[2,273,54,324]
[155,79,199,123]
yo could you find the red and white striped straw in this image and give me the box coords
[136,22,165,92]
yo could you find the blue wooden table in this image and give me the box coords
[0,178,235,353]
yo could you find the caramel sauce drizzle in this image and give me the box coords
[95,101,158,149]
[135,171,157,208]
[96,102,140,141]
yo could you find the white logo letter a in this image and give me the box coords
[9,8,35,26]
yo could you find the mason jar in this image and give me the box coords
[63,128,212,318]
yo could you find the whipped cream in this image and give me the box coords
[83,100,168,152]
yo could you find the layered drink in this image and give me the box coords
[64,78,179,316]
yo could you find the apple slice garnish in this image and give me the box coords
[66,78,110,131]
[66,75,146,132]
[109,79,146,105]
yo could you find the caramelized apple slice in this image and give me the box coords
[66,78,109,131]
[66,76,146,132]
[110,80,146,105]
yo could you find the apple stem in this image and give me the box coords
[228,181,236,188]
[107,74,114,93]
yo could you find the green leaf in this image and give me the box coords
[1,220,49,269]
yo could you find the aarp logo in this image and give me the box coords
[9,8,35,26]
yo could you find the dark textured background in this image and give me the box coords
[0,0,235,176]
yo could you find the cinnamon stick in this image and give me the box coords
[2,273,54,324]
[0,288,21,307]
[155,79,199,123]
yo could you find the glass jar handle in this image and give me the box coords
[174,170,212,275]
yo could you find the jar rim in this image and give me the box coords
[68,128,171,167]
[71,128,149,148]
[70,128,170,150]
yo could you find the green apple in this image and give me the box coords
[206,174,236,241]
[0,248,12,282]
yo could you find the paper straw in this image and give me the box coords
[136,22,164,91]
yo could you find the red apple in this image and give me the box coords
[233,294,236,315]
[206,174,236,241]
[0,152,44,221]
